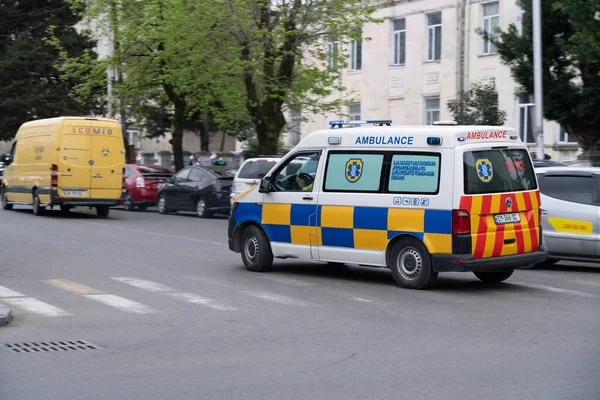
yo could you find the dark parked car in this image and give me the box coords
[156,166,233,217]
[123,164,174,211]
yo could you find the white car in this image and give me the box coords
[230,157,282,205]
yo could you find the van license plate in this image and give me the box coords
[494,213,520,224]
[64,190,85,196]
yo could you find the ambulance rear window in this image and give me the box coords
[463,148,537,195]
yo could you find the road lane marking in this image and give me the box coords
[82,294,158,314]
[513,282,600,299]
[43,279,102,294]
[316,286,380,304]
[164,292,237,311]
[240,290,317,307]
[111,277,177,293]
[3,297,71,317]
[86,222,227,247]
[569,279,600,288]
[0,285,25,298]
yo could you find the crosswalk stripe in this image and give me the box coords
[82,294,158,314]
[164,292,237,311]
[0,285,25,298]
[43,279,101,294]
[111,277,177,293]
[3,297,71,317]
[513,282,600,299]
[240,290,317,307]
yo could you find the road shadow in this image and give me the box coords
[531,261,600,274]
[9,207,112,220]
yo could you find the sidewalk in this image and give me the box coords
[0,302,12,326]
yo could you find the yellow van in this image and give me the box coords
[0,117,125,217]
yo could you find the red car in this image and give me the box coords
[123,164,173,211]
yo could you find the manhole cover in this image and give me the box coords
[4,340,102,353]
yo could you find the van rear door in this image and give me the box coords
[460,147,540,259]
[58,120,92,198]
[89,120,125,199]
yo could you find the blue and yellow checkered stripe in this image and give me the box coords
[234,203,453,254]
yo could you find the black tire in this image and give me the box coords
[195,197,212,218]
[157,194,170,214]
[326,262,345,266]
[473,270,514,283]
[32,192,45,216]
[137,205,147,211]
[96,205,110,218]
[389,238,437,289]
[1,188,13,210]
[241,225,273,272]
[60,205,72,213]
[123,193,135,211]
[544,259,558,266]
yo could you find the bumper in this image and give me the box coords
[51,189,122,207]
[130,188,159,204]
[432,249,547,273]
[228,215,237,252]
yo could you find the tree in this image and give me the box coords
[447,83,506,125]
[484,0,600,156]
[0,0,104,141]
[195,0,380,154]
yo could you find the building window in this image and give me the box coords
[482,2,499,54]
[518,94,536,144]
[348,30,362,71]
[426,13,442,61]
[392,19,406,65]
[559,126,577,143]
[327,36,339,68]
[424,97,440,125]
[349,102,361,120]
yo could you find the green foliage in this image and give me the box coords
[482,0,600,151]
[447,83,506,126]
[0,0,104,141]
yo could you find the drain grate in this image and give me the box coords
[4,340,102,353]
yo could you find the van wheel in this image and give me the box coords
[60,205,72,213]
[137,205,147,211]
[1,188,13,210]
[96,206,110,218]
[473,270,514,283]
[389,238,437,289]
[195,197,212,218]
[32,192,45,216]
[123,193,135,211]
[241,225,273,272]
[157,194,170,214]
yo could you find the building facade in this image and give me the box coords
[296,0,580,162]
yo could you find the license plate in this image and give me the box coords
[64,190,85,196]
[494,213,521,224]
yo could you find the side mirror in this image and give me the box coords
[258,176,273,193]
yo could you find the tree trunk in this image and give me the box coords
[200,112,210,152]
[219,130,227,152]
[171,97,186,171]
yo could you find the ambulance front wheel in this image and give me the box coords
[389,238,437,290]
[241,225,273,272]
[473,270,514,283]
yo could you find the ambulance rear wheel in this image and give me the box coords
[241,225,273,272]
[389,238,437,290]
[473,270,514,283]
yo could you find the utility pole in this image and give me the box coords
[532,0,544,160]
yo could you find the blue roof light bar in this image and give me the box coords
[329,119,392,129]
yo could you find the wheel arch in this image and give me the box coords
[385,233,430,267]
[232,220,270,253]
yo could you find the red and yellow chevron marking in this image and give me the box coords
[459,190,540,259]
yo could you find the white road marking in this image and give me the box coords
[165,292,237,311]
[86,222,227,247]
[3,297,71,317]
[111,277,177,293]
[43,279,101,294]
[256,275,318,287]
[0,285,25,298]
[241,290,317,307]
[569,279,600,288]
[513,282,600,299]
[83,294,158,314]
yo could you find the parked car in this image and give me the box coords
[533,160,564,168]
[536,166,600,264]
[230,157,281,205]
[157,166,233,217]
[123,164,173,211]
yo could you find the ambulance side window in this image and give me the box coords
[271,151,321,192]
[323,151,385,192]
[386,152,441,194]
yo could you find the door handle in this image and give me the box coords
[302,196,313,201]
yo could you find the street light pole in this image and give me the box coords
[532,0,544,160]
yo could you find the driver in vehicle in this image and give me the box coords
[295,174,313,191]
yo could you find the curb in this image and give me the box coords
[0,304,13,327]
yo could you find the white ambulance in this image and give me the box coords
[228,120,546,289]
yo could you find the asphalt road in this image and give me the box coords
[1,205,599,400]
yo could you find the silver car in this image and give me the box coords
[536,166,600,263]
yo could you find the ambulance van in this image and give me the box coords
[228,120,547,290]
[1,117,125,218]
